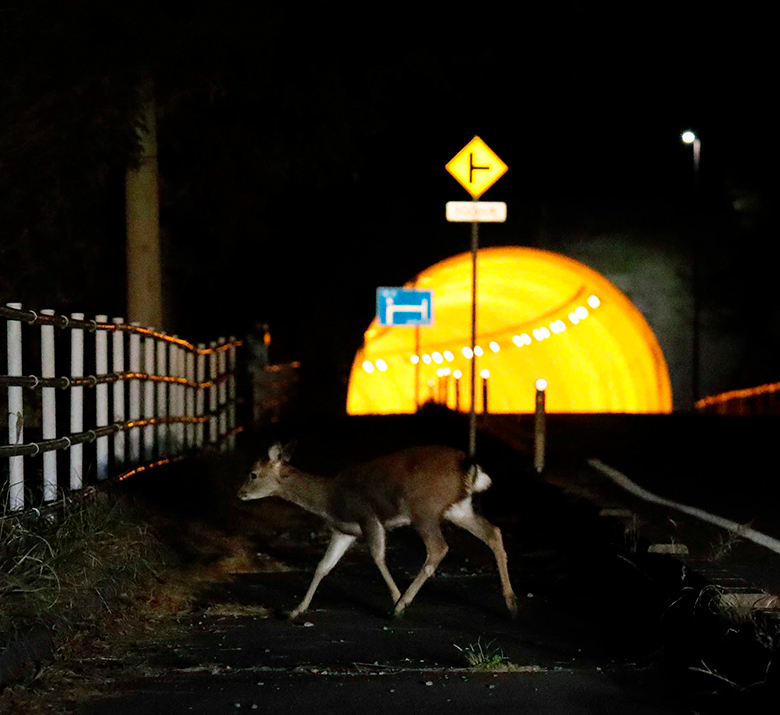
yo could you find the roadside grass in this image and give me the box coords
[0,488,167,637]
[0,486,204,697]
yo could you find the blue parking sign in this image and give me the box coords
[377,288,433,327]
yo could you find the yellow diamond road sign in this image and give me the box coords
[445,136,507,199]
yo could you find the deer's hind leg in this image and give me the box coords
[289,531,355,620]
[444,499,519,617]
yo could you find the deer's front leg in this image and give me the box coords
[362,516,402,604]
[289,531,355,620]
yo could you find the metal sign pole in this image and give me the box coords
[445,136,507,462]
[469,214,478,461]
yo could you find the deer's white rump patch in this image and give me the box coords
[473,466,492,493]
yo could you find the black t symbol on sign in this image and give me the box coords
[469,152,490,184]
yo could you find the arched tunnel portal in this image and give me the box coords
[347,247,672,414]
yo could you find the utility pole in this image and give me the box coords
[126,78,163,330]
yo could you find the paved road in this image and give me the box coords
[73,420,728,714]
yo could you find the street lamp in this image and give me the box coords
[682,130,701,405]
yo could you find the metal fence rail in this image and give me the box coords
[2,303,241,513]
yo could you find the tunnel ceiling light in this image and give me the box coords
[432,351,443,364]
[512,335,523,347]
[410,354,420,364]
[587,295,601,308]
[437,367,451,377]
[481,369,490,379]
[376,359,388,372]
[474,345,484,356]
[443,350,454,362]
[362,360,375,373]
[422,354,432,365]
[489,341,500,352]
[569,312,580,325]
[550,320,566,334]
[462,346,473,359]
[575,306,589,320]
[453,369,463,379]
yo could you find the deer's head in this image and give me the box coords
[237,442,294,501]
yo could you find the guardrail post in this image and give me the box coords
[40,309,58,502]
[112,318,126,470]
[143,331,155,461]
[185,350,195,448]
[6,302,25,511]
[129,323,141,464]
[70,312,85,490]
[218,337,227,449]
[156,334,168,457]
[209,342,218,444]
[95,315,109,480]
[196,344,206,447]
[228,337,237,450]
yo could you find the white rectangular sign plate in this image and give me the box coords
[446,201,507,223]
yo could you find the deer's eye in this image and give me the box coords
[250,474,257,480]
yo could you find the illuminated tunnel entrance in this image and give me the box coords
[347,247,672,414]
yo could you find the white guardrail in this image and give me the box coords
[2,303,241,513]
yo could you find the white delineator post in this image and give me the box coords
[195,344,206,447]
[112,318,126,470]
[177,343,187,451]
[169,340,180,454]
[143,332,156,461]
[128,323,142,464]
[228,338,237,450]
[6,303,25,511]
[185,350,195,448]
[70,312,85,491]
[209,342,218,444]
[156,335,168,457]
[40,309,58,502]
[218,338,227,447]
[95,315,109,480]
[534,378,547,474]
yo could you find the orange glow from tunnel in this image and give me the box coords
[347,247,672,414]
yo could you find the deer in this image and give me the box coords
[237,443,518,620]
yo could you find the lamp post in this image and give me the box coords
[681,131,701,188]
[534,378,547,473]
[480,369,490,414]
[682,130,701,405]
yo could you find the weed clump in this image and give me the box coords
[454,638,512,670]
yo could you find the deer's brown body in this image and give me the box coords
[238,443,518,619]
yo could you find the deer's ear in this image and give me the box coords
[280,440,296,462]
[268,442,284,462]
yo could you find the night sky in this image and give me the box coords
[1,3,777,410]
